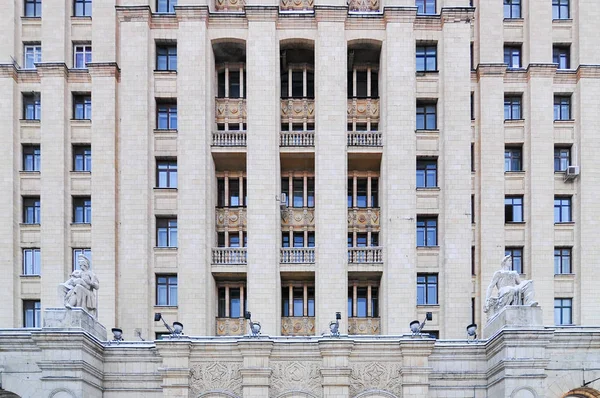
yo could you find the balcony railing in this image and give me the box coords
[281,207,315,228]
[216,317,246,336]
[280,0,314,11]
[215,98,246,125]
[348,247,383,264]
[347,0,379,12]
[348,208,380,229]
[212,248,247,265]
[280,248,315,264]
[347,131,382,147]
[280,98,315,124]
[216,207,247,230]
[348,317,380,335]
[347,98,380,123]
[214,0,245,12]
[280,131,315,147]
[212,131,247,147]
[281,316,315,336]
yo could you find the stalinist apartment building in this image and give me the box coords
[1,0,599,340]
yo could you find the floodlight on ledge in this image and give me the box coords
[466,323,477,342]
[329,312,341,337]
[154,312,184,338]
[245,311,261,337]
[110,328,123,344]
[410,312,433,336]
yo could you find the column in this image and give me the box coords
[116,8,152,338]
[440,9,473,337]
[177,8,212,335]
[88,63,119,329]
[380,10,416,334]
[246,8,280,335]
[525,0,552,64]
[315,9,347,334]
[527,66,556,325]
[38,65,69,311]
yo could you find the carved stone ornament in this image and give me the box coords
[270,361,322,398]
[190,362,243,397]
[349,362,402,398]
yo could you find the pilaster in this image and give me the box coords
[525,0,552,64]
[41,0,69,62]
[399,339,435,397]
[156,340,192,398]
[575,0,600,65]
[238,340,274,398]
[319,340,354,398]
[476,0,503,63]
[92,0,117,62]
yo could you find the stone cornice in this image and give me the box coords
[476,63,506,78]
[440,7,475,24]
[36,62,69,78]
[0,63,18,80]
[175,5,209,22]
[318,339,355,356]
[87,62,121,79]
[526,63,557,78]
[577,64,600,79]
[245,6,279,22]
[383,7,417,24]
[116,5,152,23]
[314,6,348,22]
[237,339,274,356]
[399,338,435,357]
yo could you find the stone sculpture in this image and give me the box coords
[484,255,537,317]
[60,254,99,318]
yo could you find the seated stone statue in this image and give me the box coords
[484,255,537,317]
[60,255,99,318]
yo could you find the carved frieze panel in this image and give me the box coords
[281,207,315,228]
[348,317,380,335]
[280,0,314,11]
[349,362,402,398]
[190,362,243,398]
[281,316,315,336]
[216,208,247,231]
[347,0,379,12]
[216,318,246,336]
[215,98,247,124]
[348,208,380,229]
[270,361,322,398]
[280,99,315,123]
[347,98,380,122]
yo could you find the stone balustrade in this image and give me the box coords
[280,247,315,264]
[280,0,314,11]
[212,131,247,147]
[216,207,247,231]
[347,131,382,146]
[348,208,380,229]
[212,248,247,265]
[281,316,315,336]
[280,131,315,147]
[216,317,246,336]
[347,0,379,12]
[348,317,380,335]
[347,97,380,123]
[215,98,247,125]
[348,247,383,264]
[214,0,245,11]
[281,207,315,228]
[280,98,315,124]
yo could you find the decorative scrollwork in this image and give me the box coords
[270,361,322,398]
[190,362,243,397]
[349,362,402,398]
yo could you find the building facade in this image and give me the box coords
[1,0,600,343]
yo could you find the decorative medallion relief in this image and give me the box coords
[216,208,247,231]
[281,207,315,228]
[280,0,314,11]
[349,362,402,398]
[214,0,246,12]
[347,0,379,12]
[281,316,315,336]
[215,98,247,124]
[348,317,380,335]
[347,98,380,121]
[280,99,315,123]
[190,362,243,397]
[270,361,322,398]
[348,208,380,229]
[216,317,246,336]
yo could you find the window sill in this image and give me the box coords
[71,16,92,20]
[153,12,177,17]
[503,18,524,22]
[154,69,177,74]
[71,223,91,226]
[71,170,91,174]
[416,304,440,308]
[416,187,440,191]
[506,67,526,72]
[504,119,525,123]
[154,187,178,191]
[415,129,439,134]
[154,129,178,134]
[552,18,572,22]
[20,119,41,123]
[20,223,40,227]
[553,119,575,123]
[555,222,574,225]
[20,170,40,174]
[154,305,178,308]
[154,246,178,250]
[416,245,440,250]
[416,70,439,76]
[505,170,526,174]
[554,273,575,277]
[505,222,525,225]
[20,274,41,278]
[21,16,41,20]
[71,118,91,122]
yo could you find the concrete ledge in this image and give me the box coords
[484,305,543,338]
[43,307,107,341]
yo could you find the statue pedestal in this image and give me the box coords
[43,307,107,341]
[484,305,543,339]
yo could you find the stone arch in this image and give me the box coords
[48,388,77,398]
[510,386,538,398]
[354,390,400,398]
[275,391,320,398]
[562,387,600,398]
[197,391,241,398]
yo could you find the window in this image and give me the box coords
[417,216,437,247]
[505,196,523,223]
[554,248,572,274]
[504,45,522,69]
[23,248,41,275]
[471,143,475,172]
[156,160,177,188]
[554,146,571,172]
[23,145,40,171]
[470,92,475,120]
[23,300,41,327]
[156,275,177,306]
[24,0,42,17]
[416,45,437,72]
[217,67,246,99]
[217,175,247,207]
[73,44,92,69]
[552,0,569,19]
[73,94,91,120]
[471,195,475,224]
[73,196,91,224]
[157,218,177,247]
[554,95,571,121]
[554,197,571,223]
[23,197,40,224]
[157,0,177,13]
[157,101,177,130]
[416,0,436,15]
[503,0,520,18]
[417,274,438,305]
[553,46,570,70]
[281,66,314,98]
[23,93,41,120]
[416,101,437,130]
[471,246,476,275]
[347,68,378,99]
[504,95,522,120]
[74,0,92,16]
[156,45,177,71]
[347,175,378,208]
[73,145,91,172]
[282,283,315,317]
[23,44,41,69]
[505,146,522,172]
[218,285,246,318]
[416,159,437,188]
[554,298,572,325]
[505,247,523,273]
[348,283,378,318]
[72,248,91,271]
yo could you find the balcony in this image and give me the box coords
[280,131,314,147]
[347,0,379,12]
[281,207,315,228]
[348,317,380,335]
[212,131,247,147]
[347,131,382,147]
[214,0,245,12]
[281,98,315,124]
[348,98,379,122]
[216,317,246,336]
[280,248,315,264]
[215,98,246,125]
[281,316,315,336]
[216,207,247,231]
[212,248,247,265]
[348,247,383,264]
[280,0,314,11]
[348,208,380,229]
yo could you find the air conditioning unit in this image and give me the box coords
[564,165,580,182]
[280,193,288,208]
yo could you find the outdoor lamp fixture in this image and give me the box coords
[173,322,184,336]
[245,311,261,337]
[111,328,123,342]
[410,312,433,336]
[154,312,183,338]
[329,312,341,337]
[466,323,478,342]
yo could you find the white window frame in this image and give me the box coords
[24,44,42,69]
[73,44,92,69]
